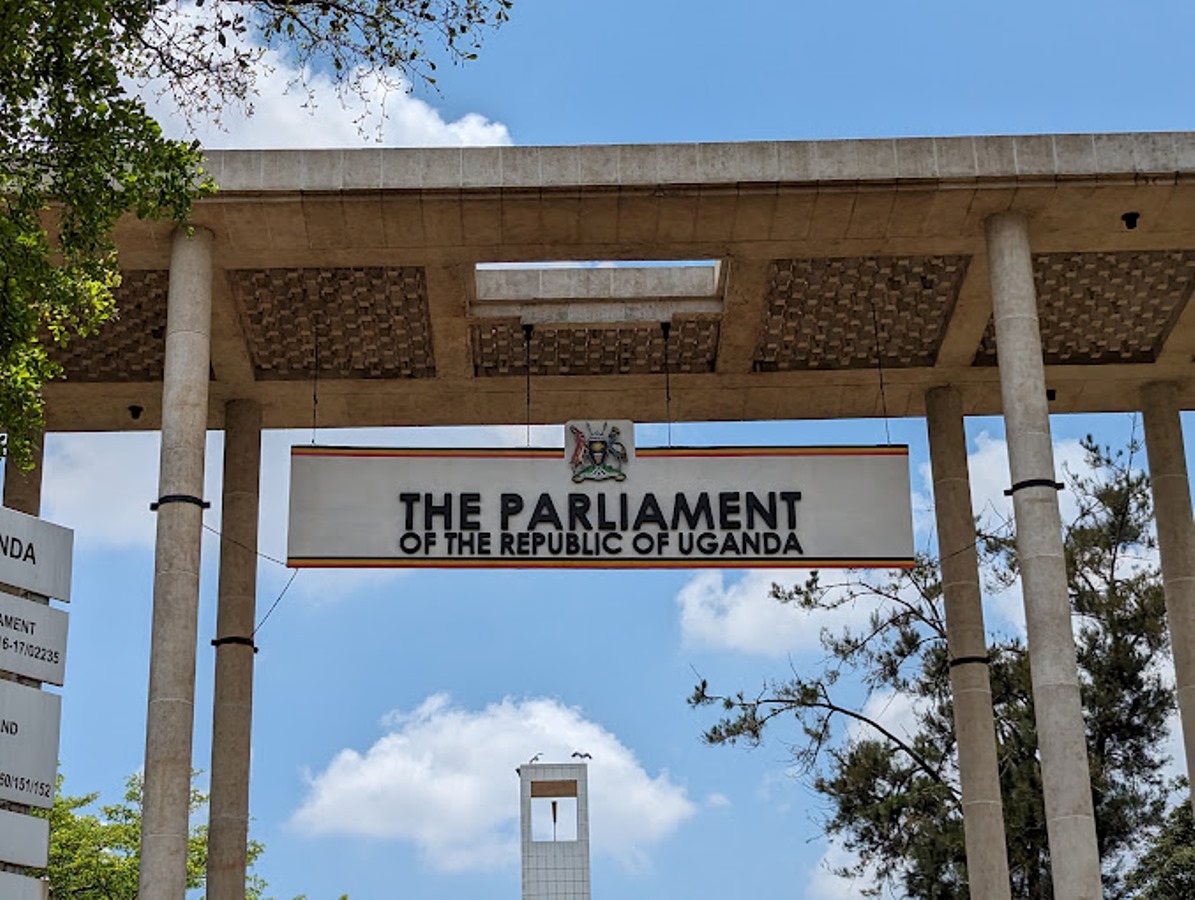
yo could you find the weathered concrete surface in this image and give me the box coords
[140,227,214,900]
[206,400,262,900]
[926,386,1011,900]
[1141,381,1195,817]
[42,132,1195,433]
[986,211,1102,900]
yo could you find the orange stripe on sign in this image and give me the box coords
[636,446,908,458]
[287,557,917,570]
[292,444,908,460]
[291,446,557,459]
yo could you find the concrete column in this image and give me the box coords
[140,227,213,900]
[985,211,1102,899]
[206,400,262,900]
[1140,382,1195,816]
[926,386,1011,899]
[3,435,43,516]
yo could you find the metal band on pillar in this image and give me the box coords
[947,655,992,668]
[1003,479,1063,495]
[212,635,258,652]
[151,494,211,511]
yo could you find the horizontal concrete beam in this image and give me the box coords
[205,133,1195,194]
[475,263,720,302]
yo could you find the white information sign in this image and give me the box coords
[0,871,48,900]
[0,808,49,868]
[0,592,67,686]
[0,871,49,900]
[288,422,914,569]
[0,506,72,601]
[0,680,61,809]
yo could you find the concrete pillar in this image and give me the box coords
[140,227,213,899]
[1140,381,1195,816]
[985,211,1102,899]
[206,400,262,900]
[3,435,43,516]
[925,386,1011,899]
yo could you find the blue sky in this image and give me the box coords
[31,1,1195,898]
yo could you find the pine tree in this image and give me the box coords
[691,437,1176,897]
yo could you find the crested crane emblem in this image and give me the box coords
[569,422,628,482]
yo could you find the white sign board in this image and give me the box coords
[288,423,914,569]
[0,680,60,808]
[0,808,49,868]
[0,592,68,686]
[0,506,72,601]
[0,871,48,900]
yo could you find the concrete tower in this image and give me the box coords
[519,761,591,900]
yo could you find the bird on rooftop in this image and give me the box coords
[527,752,542,763]
[571,751,592,759]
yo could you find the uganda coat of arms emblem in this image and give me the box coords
[568,422,629,482]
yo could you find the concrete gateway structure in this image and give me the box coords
[7,132,1195,899]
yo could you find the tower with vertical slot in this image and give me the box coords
[518,761,591,900]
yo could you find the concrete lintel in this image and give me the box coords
[715,258,773,374]
[475,263,720,302]
[472,298,721,325]
[209,270,257,391]
[206,133,1195,195]
[425,264,475,381]
[934,254,990,367]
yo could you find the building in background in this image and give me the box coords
[519,761,591,900]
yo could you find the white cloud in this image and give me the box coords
[134,4,511,149]
[805,841,874,900]
[849,690,924,747]
[676,568,884,656]
[40,431,223,550]
[704,792,730,808]
[289,694,696,871]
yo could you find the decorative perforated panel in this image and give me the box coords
[974,250,1195,365]
[231,267,435,380]
[53,270,169,382]
[470,319,719,377]
[754,256,969,371]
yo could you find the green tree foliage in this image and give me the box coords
[0,0,208,467]
[42,773,211,897]
[0,0,511,468]
[1125,787,1195,898]
[37,772,319,899]
[691,438,1178,898]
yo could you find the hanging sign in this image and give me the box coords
[288,421,914,569]
[0,680,61,809]
[0,591,68,686]
[0,506,72,601]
